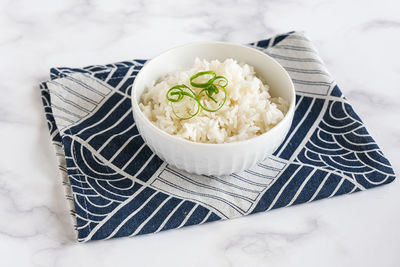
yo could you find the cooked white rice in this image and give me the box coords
[139,58,288,144]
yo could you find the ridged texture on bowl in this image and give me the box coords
[134,109,294,175]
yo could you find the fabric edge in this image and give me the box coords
[39,82,79,241]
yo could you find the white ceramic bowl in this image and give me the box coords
[131,42,295,175]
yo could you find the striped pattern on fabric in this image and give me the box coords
[40,31,395,242]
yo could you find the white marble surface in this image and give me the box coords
[1,0,399,266]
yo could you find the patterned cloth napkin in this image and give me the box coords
[40,31,395,242]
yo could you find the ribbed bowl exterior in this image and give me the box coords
[133,108,294,175]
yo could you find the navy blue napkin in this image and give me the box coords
[40,31,395,242]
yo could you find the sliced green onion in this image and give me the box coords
[166,70,229,120]
[170,99,200,120]
[189,71,216,88]
[166,84,196,102]
[198,85,227,112]
[214,76,228,87]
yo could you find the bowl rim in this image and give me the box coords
[131,41,296,148]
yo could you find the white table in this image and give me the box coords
[0,0,399,266]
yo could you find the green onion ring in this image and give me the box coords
[170,99,200,120]
[166,84,197,102]
[189,71,216,88]
[214,76,228,87]
[166,70,229,119]
[198,84,227,112]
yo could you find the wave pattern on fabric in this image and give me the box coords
[40,31,395,242]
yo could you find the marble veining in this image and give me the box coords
[0,0,399,266]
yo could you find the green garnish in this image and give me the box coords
[166,71,228,120]
[166,85,200,120]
